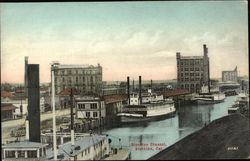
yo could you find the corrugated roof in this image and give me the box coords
[160,89,190,97]
[40,87,49,91]
[46,135,106,160]
[103,94,128,104]
[1,91,16,98]
[15,89,24,93]
[2,141,48,148]
[57,88,78,95]
[1,104,18,111]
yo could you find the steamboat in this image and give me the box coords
[117,89,176,123]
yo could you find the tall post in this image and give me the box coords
[70,88,75,146]
[25,118,29,140]
[24,57,28,98]
[127,77,130,105]
[139,76,142,104]
[208,59,210,93]
[51,66,57,160]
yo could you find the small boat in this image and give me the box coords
[117,89,176,123]
[194,85,225,104]
[228,104,240,114]
[228,92,249,114]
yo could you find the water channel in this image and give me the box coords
[101,96,236,160]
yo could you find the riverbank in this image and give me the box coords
[148,113,249,160]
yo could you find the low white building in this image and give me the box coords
[46,135,108,160]
[2,141,48,161]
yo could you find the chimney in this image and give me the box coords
[127,77,130,105]
[139,76,142,104]
[176,52,181,59]
[27,64,40,142]
[203,44,208,57]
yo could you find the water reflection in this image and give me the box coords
[102,96,236,160]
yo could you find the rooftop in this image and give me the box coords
[46,135,106,160]
[2,141,48,149]
[180,56,204,59]
[1,91,16,98]
[103,94,128,104]
[52,63,101,69]
[160,89,190,97]
[1,104,18,111]
[57,88,79,95]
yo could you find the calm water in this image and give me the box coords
[101,96,236,160]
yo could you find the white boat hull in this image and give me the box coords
[195,93,226,105]
[118,103,176,123]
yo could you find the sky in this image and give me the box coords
[1,1,248,83]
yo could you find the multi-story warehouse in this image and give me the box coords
[222,66,238,82]
[176,44,210,93]
[51,62,102,95]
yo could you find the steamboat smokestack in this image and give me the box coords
[127,76,130,105]
[133,79,134,92]
[139,76,142,104]
[151,80,153,90]
[27,64,40,142]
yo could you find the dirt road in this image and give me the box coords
[1,109,70,144]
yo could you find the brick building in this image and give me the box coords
[222,66,238,82]
[176,44,210,93]
[51,62,102,96]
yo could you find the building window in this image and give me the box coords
[78,104,85,109]
[68,70,72,75]
[185,73,189,76]
[190,68,194,71]
[5,151,15,158]
[195,67,199,71]
[90,103,97,109]
[62,77,65,82]
[18,151,25,158]
[27,150,37,158]
[93,112,98,117]
[86,112,90,118]
[185,68,189,71]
